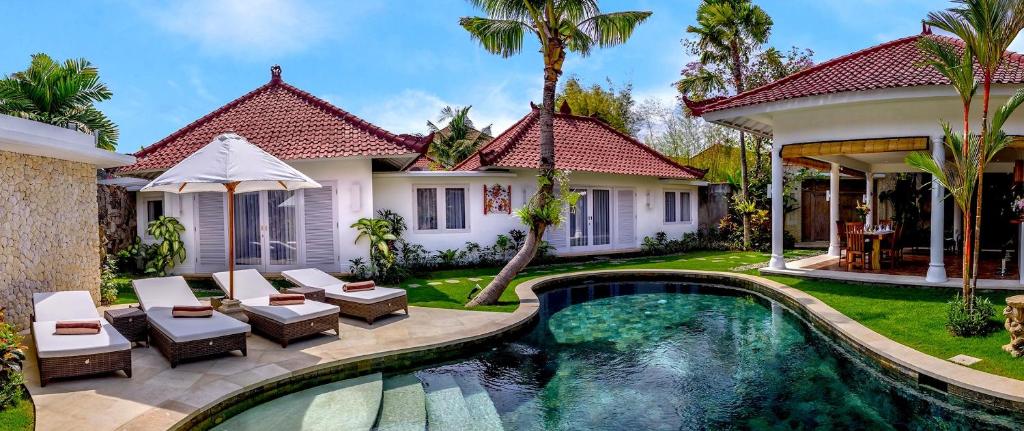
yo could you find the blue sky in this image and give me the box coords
[1,0,962,154]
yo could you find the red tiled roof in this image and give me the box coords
[454,108,704,180]
[692,33,1024,116]
[404,153,441,171]
[120,67,424,173]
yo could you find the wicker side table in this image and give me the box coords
[104,306,148,347]
[284,286,326,302]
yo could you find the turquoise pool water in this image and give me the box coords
[417,281,1020,430]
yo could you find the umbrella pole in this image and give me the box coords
[226,182,238,300]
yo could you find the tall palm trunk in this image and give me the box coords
[468,55,560,307]
[730,42,751,249]
[970,78,993,306]
[961,100,974,302]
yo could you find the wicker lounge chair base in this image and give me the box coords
[35,349,132,387]
[244,312,339,348]
[150,329,247,368]
[327,296,408,324]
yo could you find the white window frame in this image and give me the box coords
[139,194,165,240]
[663,188,693,225]
[412,184,471,233]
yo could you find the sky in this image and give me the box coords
[0,0,984,154]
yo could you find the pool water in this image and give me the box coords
[416,281,1019,430]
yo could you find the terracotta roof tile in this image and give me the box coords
[693,33,1024,115]
[120,69,423,173]
[455,109,704,180]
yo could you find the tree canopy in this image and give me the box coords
[556,76,637,135]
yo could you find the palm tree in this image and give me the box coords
[927,0,1024,293]
[683,0,771,250]
[351,218,398,276]
[426,106,492,169]
[912,36,978,302]
[0,53,118,150]
[460,0,651,307]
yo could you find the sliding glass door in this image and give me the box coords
[231,190,302,272]
[569,188,612,251]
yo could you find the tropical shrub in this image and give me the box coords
[348,258,371,281]
[946,294,996,337]
[144,216,186,276]
[351,217,399,281]
[99,256,120,306]
[0,323,24,409]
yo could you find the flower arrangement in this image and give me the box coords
[1012,195,1024,218]
[854,201,870,222]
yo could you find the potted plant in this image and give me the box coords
[854,201,871,223]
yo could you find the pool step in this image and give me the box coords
[375,374,427,431]
[454,376,503,431]
[420,374,475,431]
[215,372,383,431]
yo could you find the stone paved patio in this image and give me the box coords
[22,305,526,431]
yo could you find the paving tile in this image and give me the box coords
[949,354,982,366]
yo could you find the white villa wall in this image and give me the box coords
[372,169,700,256]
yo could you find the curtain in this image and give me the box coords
[417,188,437,230]
[570,190,588,247]
[680,192,692,222]
[233,192,261,265]
[445,188,466,230]
[267,190,297,265]
[592,189,610,245]
[664,191,677,222]
[146,200,163,224]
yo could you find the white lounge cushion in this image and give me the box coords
[33,322,130,358]
[33,291,100,322]
[146,308,250,343]
[281,268,340,289]
[322,285,407,305]
[239,297,340,325]
[212,269,278,301]
[132,276,201,310]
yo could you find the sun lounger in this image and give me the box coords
[281,268,408,324]
[31,291,132,386]
[212,270,340,347]
[131,277,249,367]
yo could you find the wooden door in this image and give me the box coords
[801,182,829,241]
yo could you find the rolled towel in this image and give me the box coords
[172,305,214,318]
[55,320,101,335]
[344,280,376,292]
[269,293,305,306]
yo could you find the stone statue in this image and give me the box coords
[1003,295,1024,358]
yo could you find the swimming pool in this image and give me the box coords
[215,280,1021,430]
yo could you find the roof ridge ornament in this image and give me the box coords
[559,100,572,115]
[270,65,282,82]
[921,20,932,35]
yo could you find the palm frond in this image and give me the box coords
[576,11,652,49]
[460,17,533,58]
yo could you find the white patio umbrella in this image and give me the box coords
[142,133,320,301]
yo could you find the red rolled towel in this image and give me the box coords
[172,305,214,318]
[55,320,101,335]
[344,281,376,292]
[269,293,305,306]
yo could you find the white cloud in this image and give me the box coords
[147,0,333,58]
[357,81,536,137]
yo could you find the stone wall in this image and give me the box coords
[0,150,101,329]
[97,183,137,257]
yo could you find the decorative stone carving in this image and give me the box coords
[97,183,137,256]
[1003,295,1024,357]
[0,150,101,329]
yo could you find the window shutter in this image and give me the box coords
[195,193,227,269]
[616,189,636,246]
[303,184,337,268]
[544,203,569,251]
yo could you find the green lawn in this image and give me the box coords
[0,394,34,431]
[102,250,1024,381]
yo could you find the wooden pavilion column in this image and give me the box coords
[927,135,948,283]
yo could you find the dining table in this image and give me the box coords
[862,229,895,270]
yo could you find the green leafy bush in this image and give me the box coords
[144,216,186,276]
[99,256,119,306]
[946,294,996,337]
[0,323,24,409]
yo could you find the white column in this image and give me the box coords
[927,136,948,282]
[865,172,875,226]
[828,163,841,257]
[769,141,786,269]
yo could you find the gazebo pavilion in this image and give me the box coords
[690,29,1024,287]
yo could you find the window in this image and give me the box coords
[664,190,692,223]
[415,186,468,231]
[145,198,164,224]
